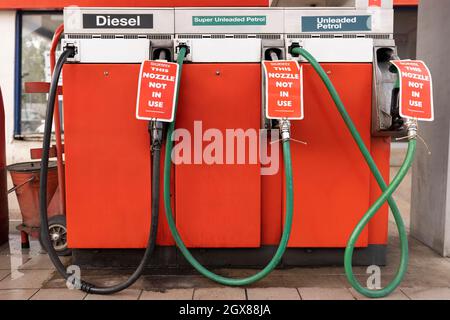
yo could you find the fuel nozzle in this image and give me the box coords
[388,59,405,131]
[288,43,302,57]
[266,49,281,61]
[279,119,291,142]
[405,118,418,140]
[62,43,77,58]
[175,43,190,60]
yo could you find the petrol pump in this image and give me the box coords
[38,1,433,298]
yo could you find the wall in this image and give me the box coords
[411,0,450,257]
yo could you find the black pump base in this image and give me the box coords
[72,245,386,271]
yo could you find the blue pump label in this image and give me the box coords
[302,15,372,32]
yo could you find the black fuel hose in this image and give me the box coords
[39,47,161,294]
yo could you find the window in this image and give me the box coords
[15,11,63,138]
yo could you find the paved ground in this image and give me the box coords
[0,145,449,300]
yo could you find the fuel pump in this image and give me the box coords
[160,8,297,285]
[162,46,295,286]
[38,4,431,299]
[282,3,420,298]
[39,8,175,294]
[289,45,417,298]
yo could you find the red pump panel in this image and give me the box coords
[63,62,387,250]
[285,63,373,248]
[63,64,174,248]
[368,137,390,245]
[175,64,261,248]
[261,143,282,245]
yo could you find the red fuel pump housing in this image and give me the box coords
[62,62,389,253]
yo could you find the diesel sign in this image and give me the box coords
[83,14,153,29]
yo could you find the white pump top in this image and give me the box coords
[63,4,394,63]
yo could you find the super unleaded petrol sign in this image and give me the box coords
[263,60,304,120]
[391,60,434,122]
[136,61,180,122]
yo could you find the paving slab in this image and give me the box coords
[247,288,300,300]
[299,288,354,300]
[140,288,194,300]
[401,287,450,300]
[251,273,347,288]
[0,270,10,281]
[194,288,246,300]
[19,254,70,270]
[0,255,30,270]
[85,289,142,300]
[0,289,38,300]
[349,288,409,300]
[30,288,87,300]
[0,269,54,289]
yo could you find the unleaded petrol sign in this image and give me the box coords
[302,15,372,32]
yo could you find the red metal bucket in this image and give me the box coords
[7,161,59,230]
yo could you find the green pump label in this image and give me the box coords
[302,15,372,32]
[192,16,267,26]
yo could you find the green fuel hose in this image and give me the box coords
[291,47,417,298]
[163,47,295,286]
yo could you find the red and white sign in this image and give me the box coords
[391,60,434,122]
[263,60,303,120]
[136,60,179,122]
[368,0,382,7]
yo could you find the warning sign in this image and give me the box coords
[263,60,303,120]
[136,60,179,122]
[391,60,434,122]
